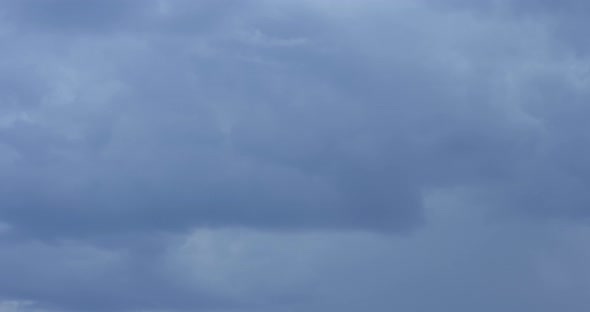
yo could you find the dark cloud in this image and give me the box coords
[435,0,590,53]
[1,0,249,36]
[1,0,590,311]
[0,239,238,312]
[1,0,148,33]
[0,2,432,239]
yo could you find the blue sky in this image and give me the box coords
[1,1,590,311]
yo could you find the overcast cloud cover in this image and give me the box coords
[1,0,590,311]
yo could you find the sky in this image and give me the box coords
[1,0,590,311]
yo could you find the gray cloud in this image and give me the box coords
[1,0,590,311]
[0,238,238,312]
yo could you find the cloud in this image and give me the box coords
[1,0,590,311]
[0,238,237,312]
[1,0,436,239]
[3,189,586,312]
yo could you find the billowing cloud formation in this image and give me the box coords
[1,0,590,311]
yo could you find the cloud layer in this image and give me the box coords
[1,1,590,311]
